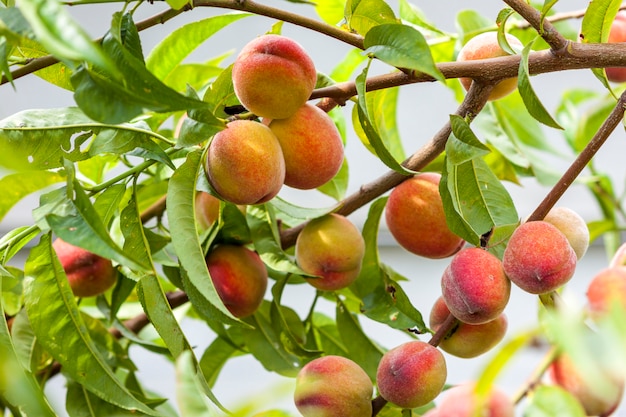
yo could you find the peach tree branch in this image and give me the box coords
[502,0,569,51]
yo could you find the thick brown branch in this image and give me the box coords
[503,0,569,51]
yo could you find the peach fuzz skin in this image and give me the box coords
[457,31,523,101]
[232,34,317,120]
[204,120,285,205]
[376,340,447,409]
[543,206,590,260]
[385,172,464,259]
[586,266,626,317]
[295,213,365,291]
[436,383,515,417]
[205,244,268,318]
[294,355,373,417]
[606,11,626,83]
[267,103,344,190]
[430,296,507,358]
[502,221,577,295]
[52,238,117,298]
[441,247,511,325]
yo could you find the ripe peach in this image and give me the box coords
[267,103,344,190]
[429,296,508,358]
[232,34,317,119]
[502,221,577,294]
[295,213,365,291]
[441,247,511,325]
[437,383,514,417]
[456,31,523,101]
[205,244,268,318]
[294,355,373,417]
[376,340,447,409]
[543,206,589,260]
[52,238,117,297]
[385,173,464,259]
[204,120,285,205]
[586,266,626,317]
[194,191,221,231]
[549,354,624,416]
[605,11,626,83]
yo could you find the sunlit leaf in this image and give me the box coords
[524,385,586,417]
[175,351,221,417]
[344,0,397,36]
[0,170,63,223]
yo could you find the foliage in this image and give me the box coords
[0,0,625,416]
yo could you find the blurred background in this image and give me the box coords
[1,0,625,415]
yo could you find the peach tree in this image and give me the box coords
[1,0,626,416]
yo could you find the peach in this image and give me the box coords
[205,244,268,318]
[456,31,523,101]
[441,247,511,325]
[502,221,577,294]
[194,191,221,231]
[586,266,626,317]
[294,355,373,417]
[267,103,344,190]
[376,340,447,409]
[232,34,317,119]
[204,120,285,205]
[609,241,626,267]
[606,11,626,83]
[295,213,365,291]
[549,354,624,416]
[543,206,589,260]
[52,238,117,297]
[437,383,515,417]
[385,173,464,259]
[429,296,508,358]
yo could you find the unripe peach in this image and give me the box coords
[456,31,523,101]
[205,120,285,205]
[441,247,511,325]
[205,244,268,318]
[437,383,514,417]
[376,340,447,409]
[385,173,464,259]
[295,214,365,291]
[232,34,317,119]
[52,238,117,297]
[267,103,344,190]
[502,221,577,294]
[549,354,624,416]
[605,11,626,83]
[586,266,626,317]
[429,296,507,358]
[543,206,589,260]
[294,355,373,417]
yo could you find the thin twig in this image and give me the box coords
[503,0,569,51]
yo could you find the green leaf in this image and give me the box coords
[580,0,622,88]
[0,107,173,171]
[350,197,428,333]
[315,0,345,26]
[440,115,519,246]
[517,38,563,129]
[175,351,221,417]
[23,234,161,415]
[0,275,56,417]
[145,13,249,83]
[16,0,118,74]
[455,10,496,45]
[165,0,188,11]
[12,37,73,90]
[0,170,63,223]
[355,62,414,175]
[399,0,450,38]
[523,385,586,417]
[199,336,238,388]
[66,381,153,417]
[166,150,241,326]
[344,0,398,36]
[336,299,384,380]
[316,157,349,201]
[363,23,445,82]
[45,181,149,272]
